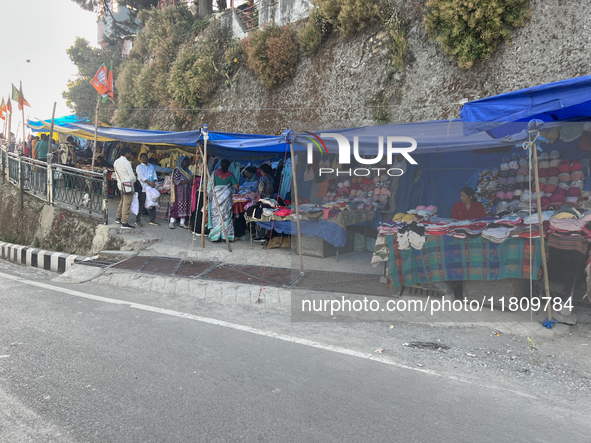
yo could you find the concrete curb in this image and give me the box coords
[0,241,87,274]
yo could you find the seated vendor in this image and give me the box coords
[239,166,258,192]
[451,187,486,220]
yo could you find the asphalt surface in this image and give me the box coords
[0,263,590,442]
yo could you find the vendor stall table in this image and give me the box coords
[373,234,542,290]
[246,210,380,258]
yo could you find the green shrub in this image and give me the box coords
[379,0,408,70]
[298,9,333,57]
[114,59,150,128]
[424,0,531,69]
[372,90,390,124]
[312,0,379,38]
[168,19,231,127]
[224,41,245,78]
[242,25,299,89]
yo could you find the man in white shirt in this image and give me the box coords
[136,152,159,226]
[113,146,137,229]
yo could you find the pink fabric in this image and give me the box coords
[216,169,234,180]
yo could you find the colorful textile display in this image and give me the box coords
[386,235,542,288]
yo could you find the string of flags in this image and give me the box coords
[0,60,113,123]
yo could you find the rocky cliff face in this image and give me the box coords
[158,0,591,134]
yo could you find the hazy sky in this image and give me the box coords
[1,0,98,133]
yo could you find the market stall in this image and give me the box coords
[357,75,591,312]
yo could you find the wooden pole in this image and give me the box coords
[288,141,304,273]
[198,144,232,253]
[20,82,26,152]
[91,95,100,171]
[7,106,12,152]
[200,133,208,248]
[531,131,552,322]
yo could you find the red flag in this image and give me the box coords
[6,95,11,113]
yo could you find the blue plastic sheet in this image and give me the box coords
[461,75,591,135]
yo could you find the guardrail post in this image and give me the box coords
[102,169,108,225]
[47,159,53,205]
[1,148,5,184]
[18,154,24,210]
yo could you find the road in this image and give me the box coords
[0,261,589,442]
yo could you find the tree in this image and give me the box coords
[63,37,122,122]
[71,0,160,39]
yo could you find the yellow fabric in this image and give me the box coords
[541,126,561,143]
[552,212,577,220]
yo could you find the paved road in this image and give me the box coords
[0,265,589,442]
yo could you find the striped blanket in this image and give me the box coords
[387,235,542,288]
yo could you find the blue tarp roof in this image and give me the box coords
[295,120,519,155]
[32,122,294,155]
[460,75,591,136]
[28,115,89,131]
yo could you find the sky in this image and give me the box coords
[1,0,98,139]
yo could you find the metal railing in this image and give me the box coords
[0,145,109,224]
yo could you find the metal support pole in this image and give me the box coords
[1,147,5,184]
[102,169,109,225]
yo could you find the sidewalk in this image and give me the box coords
[104,196,383,275]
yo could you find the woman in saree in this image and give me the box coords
[169,156,194,229]
[208,159,239,242]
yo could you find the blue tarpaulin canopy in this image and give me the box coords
[294,120,519,155]
[28,115,89,131]
[26,119,294,155]
[460,75,591,136]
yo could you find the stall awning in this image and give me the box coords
[26,119,294,154]
[460,75,591,136]
[295,120,518,155]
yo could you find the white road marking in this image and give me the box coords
[0,271,537,399]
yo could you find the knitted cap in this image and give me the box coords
[558,160,571,173]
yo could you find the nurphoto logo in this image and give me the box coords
[303,132,418,177]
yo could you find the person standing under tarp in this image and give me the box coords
[208,159,239,242]
[136,152,160,227]
[113,146,137,230]
[35,134,49,162]
[169,156,193,229]
[58,136,78,167]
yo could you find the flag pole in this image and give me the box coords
[20,81,26,151]
[91,95,100,171]
[7,100,12,151]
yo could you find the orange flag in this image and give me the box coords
[91,61,114,103]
